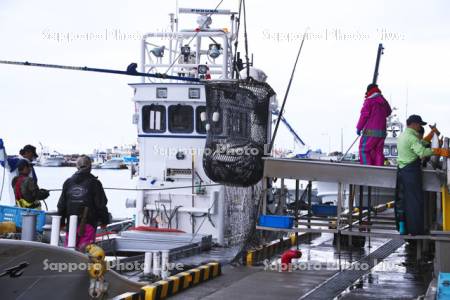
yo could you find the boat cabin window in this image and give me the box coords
[142,105,166,133]
[391,145,398,156]
[196,106,207,134]
[383,146,390,156]
[195,106,223,135]
[169,105,194,133]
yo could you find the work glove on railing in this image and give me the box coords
[432,148,450,157]
[429,123,441,136]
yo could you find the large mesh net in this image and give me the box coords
[203,80,275,187]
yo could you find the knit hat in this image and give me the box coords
[76,155,92,170]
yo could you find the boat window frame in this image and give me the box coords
[142,104,166,133]
[168,104,194,134]
[196,106,207,134]
[195,106,223,135]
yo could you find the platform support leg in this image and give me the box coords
[337,182,343,270]
[307,181,312,229]
[294,180,300,248]
[442,186,450,231]
[348,184,354,247]
[368,186,372,248]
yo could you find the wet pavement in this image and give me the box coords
[337,243,433,299]
[171,234,433,300]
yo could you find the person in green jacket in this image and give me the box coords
[396,115,449,235]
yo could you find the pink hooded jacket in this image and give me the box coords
[356,93,392,135]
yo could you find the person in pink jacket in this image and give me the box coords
[356,84,392,166]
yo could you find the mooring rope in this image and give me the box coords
[46,183,221,192]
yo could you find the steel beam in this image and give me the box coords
[263,158,444,192]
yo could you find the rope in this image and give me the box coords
[0,60,200,82]
[268,28,309,153]
[0,165,5,201]
[242,0,250,79]
[232,0,243,79]
[46,183,221,192]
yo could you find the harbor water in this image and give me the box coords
[1,166,136,219]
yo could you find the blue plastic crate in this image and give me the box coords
[0,205,46,232]
[311,204,337,217]
[438,272,450,300]
[258,215,294,229]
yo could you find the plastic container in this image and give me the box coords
[438,272,450,299]
[311,204,338,217]
[0,205,46,232]
[258,215,294,229]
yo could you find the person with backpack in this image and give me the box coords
[57,155,110,250]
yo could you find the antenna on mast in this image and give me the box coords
[405,85,409,120]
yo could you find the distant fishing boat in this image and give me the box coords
[98,158,127,169]
[38,152,66,167]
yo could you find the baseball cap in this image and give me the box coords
[406,115,427,126]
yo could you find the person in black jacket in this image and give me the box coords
[57,155,110,250]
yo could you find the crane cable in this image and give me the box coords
[268,28,309,154]
[231,0,243,79]
[242,0,250,79]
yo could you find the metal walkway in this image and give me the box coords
[299,239,405,300]
[263,158,445,192]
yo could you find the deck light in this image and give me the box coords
[197,15,212,29]
[181,45,191,62]
[208,44,221,59]
[150,46,165,58]
[197,64,208,75]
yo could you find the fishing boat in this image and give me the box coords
[38,151,66,167]
[98,158,127,169]
[124,6,273,246]
[1,5,277,299]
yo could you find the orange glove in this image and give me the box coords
[423,131,434,142]
[432,148,450,157]
[429,124,441,136]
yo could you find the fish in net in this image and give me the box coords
[202,79,275,187]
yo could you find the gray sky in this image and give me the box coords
[0,0,449,154]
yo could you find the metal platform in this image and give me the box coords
[263,158,445,192]
[258,156,450,278]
